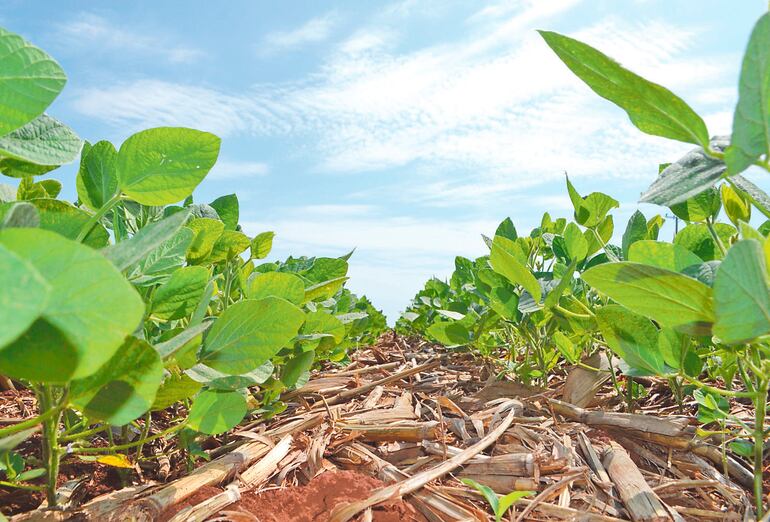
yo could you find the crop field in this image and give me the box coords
[0,6,769,522]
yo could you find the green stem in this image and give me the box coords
[0,403,65,439]
[554,304,592,320]
[72,421,186,454]
[38,386,62,508]
[591,228,619,262]
[0,480,45,491]
[136,411,152,460]
[685,378,760,398]
[753,377,768,516]
[75,193,122,243]
[705,218,727,257]
[58,424,107,443]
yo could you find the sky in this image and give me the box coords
[1,0,768,321]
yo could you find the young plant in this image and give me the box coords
[460,478,533,521]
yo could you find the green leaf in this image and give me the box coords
[621,210,647,259]
[487,285,519,320]
[1,201,38,229]
[490,236,541,302]
[0,28,66,135]
[495,217,517,241]
[187,390,246,435]
[674,223,736,261]
[151,372,202,411]
[209,194,238,230]
[204,230,250,264]
[721,184,751,226]
[539,30,708,147]
[460,478,498,515]
[281,350,314,388]
[76,141,118,211]
[0,228,144,382]
[116,127,221,206]
[155,321,211,360]
[0,156,57,178]
[304,257,349,283]
[303,276,348,303]
[596,305,666,375]
[70,337,163,425]
[247,272,305,305]
[199,297,305,375]
[713,239,770,343]
[0,199,109,248]
[725,13,770,174]
[0,243,49,348]
[150,266,209,320]
[186,218,224,263]
[563,222,588,262]
[628,240,703,272]
[427,321,469,346]
[250,231,275,259]
[582,261,714,336]
[731,175,770,219]
[669,188,721,222]
[496,491,534,521]
[301,311,345,351]
[186,361,274,390]
[640,139,728,206]
[103,209,191,272]
[585,215,614,257]
[0,114,82,166]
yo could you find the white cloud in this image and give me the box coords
[208,160,269,180]
[57,13,204,64]
[70,1,734,205]
[261,14,337,54]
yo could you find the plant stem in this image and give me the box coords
[58,424,107,443]
[0,403,65,438]
[75,193,122,242]
[705,218,727,257]
[38,386,62,508]
[0,480,46,491]
[752,376,768,516]
[136,411,152,460]
[71,421,186,454]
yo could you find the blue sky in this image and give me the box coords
[2,0,767,320]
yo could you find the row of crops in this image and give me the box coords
[0,27,386,508]
[398,12,770,515]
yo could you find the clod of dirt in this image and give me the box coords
[228,470,425,522]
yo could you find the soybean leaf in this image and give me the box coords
[70,337,163,425]
[0,28,66,135]
[154,320,211,360]
[731,175,770,219]
[281,350,314,388]
[669,187,721,222]
[247,272,305,305]
[721,184,751,226]
[301,311,345,351]
[132,228,193,286]
[251,231,275,259]
[713,239,770,343]
[186,361,274,390]
[76,140,118,211]
[116,127,221,206]
[621,210,648,259]
[151,372,202,411]
[495,217,517,241]
[563,222,588,262]
[0,156,57,178]
[103,209,191,271]
[209,194,238,230]
[0,199,109,248]
[628,240,703,272]
[204,230,250,264]
[565,176,619,228]
[641,138,729,206]
[427,321,469,346]
[488,285,519,320]
[490,236,541,302]
[150,266,209,320]
[596,305,666,375]
[0,228,144,382]
[582,261,714,336]
[674,223,736,261]
[725,13,770,174]
[303,276,348,303]
[304,257,349,284]
[199,297,305,375]
[0,114,82,166]
[1,201,38,228]
[186,217,224,263]
[539,31,709,147]
[0,243,49,348]
[187,390,246,435]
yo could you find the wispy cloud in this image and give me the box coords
[69,1,735,206]
[56,13,204,64]
[260,13,337,54]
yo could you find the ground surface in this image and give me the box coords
[1,333,765,521]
